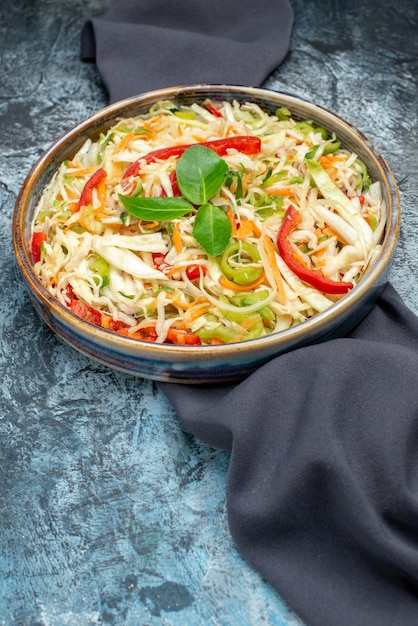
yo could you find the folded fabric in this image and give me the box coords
[81,0,294,102]
[160,283,418,626]
[81,3,418,624]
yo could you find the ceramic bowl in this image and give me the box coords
[13,85,400,384]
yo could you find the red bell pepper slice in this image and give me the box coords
[166,328,202,345]
[65,285,102,325]
[202,136,261,156]
[101,316,130,332]
[152,252,167,266]
[204,101,223,117]
[185,264,207,281]
[159,170,181,197]
[77,167,107,211]
[64,285,202,343]
[114,325,158,342]
[123,145,192,181]
[277,206,354,295]
[152,252,172,274]
[31,231,48,263]
[122,136,261,181]
[65,286,136,331]
[70,300,102,325]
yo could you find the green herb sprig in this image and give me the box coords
[119,145,232,256]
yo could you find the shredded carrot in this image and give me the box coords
[91,179,107,220]
[78,205,95,233]
[235,219,253,240]
[57,208,77,220]
[111,162,124,179]
[141,220,160,230]
[100,222,124,232]
[93,210,106,222]
[117,223,141,232]
[318,155,339,178]
[292,137,312,147]
[235,219,262,240]
[229,178,238,195]
[172,221,183,253]
[173,295,209,310]
[320,154,347,164]
[172,300,190,311]
[188,303,212,320]
[64,201,78,214]
[146,116,162,129]
[165,265,183,277]
[241,172,252,197]
[253,222,262,237]
[265,186,292,197]
[166,262,207,279]
[263,235,287,304]
[218,270,266,292]
[65,166,98,178]
[192,134,206,143]
[176,302,213,330]
[64,187,79,200]
[113,131,136,155]
[312,246,327,268]
[252,221,262,237]
[226,206,237,236]
[97,178,106,206]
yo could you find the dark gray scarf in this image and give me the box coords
[82,4,418,624]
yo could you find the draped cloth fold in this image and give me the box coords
[160,284,418,626]
[81,0,294,102]
[81,4,418,623]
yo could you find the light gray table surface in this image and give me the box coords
[1,1,417,624]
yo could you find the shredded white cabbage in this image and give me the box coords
[31,98,386,345]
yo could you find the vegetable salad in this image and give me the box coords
[31,99,386,345]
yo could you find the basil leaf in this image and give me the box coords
[193,203,232,256]
[119,194,194,221]
[177,145,228,205]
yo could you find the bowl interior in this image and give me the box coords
[12,85,400,383]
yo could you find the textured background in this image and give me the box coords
[1,0,417,624]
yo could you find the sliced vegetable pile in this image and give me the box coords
[31,98,386,345]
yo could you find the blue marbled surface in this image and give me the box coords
[1,0,417,624]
